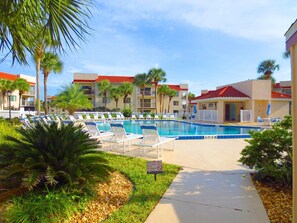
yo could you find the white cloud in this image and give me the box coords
[95,0,296,41]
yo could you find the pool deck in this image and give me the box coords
[101,139,270,223]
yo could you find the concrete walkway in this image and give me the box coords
[144,139,269,223]
[103,139,270,223]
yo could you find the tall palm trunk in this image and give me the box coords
[159,94,162,113]
[155,83,158,113]
[116,100,118,110]
[2,93,5,110]
[44,73,49,115]
[19,92,22,109]
[104,92,107,111]
[36,58,41,115]
[142,87,145,113]
[168,97,172,113]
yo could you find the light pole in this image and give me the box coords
[7,90,12,121]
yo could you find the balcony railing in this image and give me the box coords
[84,90,95,94]
[22,101,34,106]
[137,90,155,96]
[23,91,35,96]
[138,102,154,108]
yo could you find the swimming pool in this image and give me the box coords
[96,120,260,140]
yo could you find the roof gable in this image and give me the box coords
[271,91,291,99]
[195,86,249,100]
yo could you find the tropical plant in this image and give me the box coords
[110,87,122,110]
[133,73,151,113]
[0,79,16,110]
[239,116,292,183]
[0,122,111,190]
[188,92,195,100]
[257,59,280,84]
[119,82,134,108]
[122,107,132,117]
[14,78,31,109]
[148,68,166,113]
[53,84,93,115]
[157,85,170,113]
[40,52,63,115]
[0,0,91,65]
[166,89,177,113]
[97,80,112,112]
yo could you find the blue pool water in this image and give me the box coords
[96,120,259,139]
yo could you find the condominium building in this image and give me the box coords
[0,72,36,111]
[73,73,188,114]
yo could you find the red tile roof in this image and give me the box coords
[273,83,291,89]
[0,72,18,81]
[194,86,249,100]
[96,75,134,83]
[167,84,188,91]
[271,91,291,99]
[73,79,96,83]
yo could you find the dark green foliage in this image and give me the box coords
[239,116,292,183]
[3,188,93,223]
[0,122,110,190]
[122,108,132,117]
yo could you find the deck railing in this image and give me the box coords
[240,110,253,122]
[197,110,218,122]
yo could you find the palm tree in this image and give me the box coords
[148,68,167,113]
[53,84,93,115]
[257,59,280,84]
[133,73,151,113]
[40,52,63,115]
[166,89,177,113]
[97,80,112,112]
[119,82,134,108]
[157,85,170,113]
[0,0,91,65]
[110,87,122,111]
[0,79,16,110]
[14,78,30,109]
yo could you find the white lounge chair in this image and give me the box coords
[162,114,168,119]
[169,114,175,119]
[77,114,84,121]
[139,114,144,119]
[154,114,159,120]
[104,123,142,153]
[131,114,137,119]
[135,124,175,158]
[146,114,152,119]
[85,114,91,120]
[84,122,113,141]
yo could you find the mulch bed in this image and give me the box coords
[252,175,292,223]
[69,171,133,222]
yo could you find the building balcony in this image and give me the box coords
[138,103,155,108]
[137,90,156,96]
[23,91,35,96]
[22,101,34,107]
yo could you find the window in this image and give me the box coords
[125,97,131,103]
[173,110,179,114]
[102,97,110,103]
[175,92,179,97]
[82,86,92,94]
[173,101,179,106]
[10,95,17,102]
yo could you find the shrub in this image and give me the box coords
[82,114,86,119]
[150,113,155,118]
[89,114,94,119]
[122,108,132,117]
[0,122,111,190]
[239,116,292,183]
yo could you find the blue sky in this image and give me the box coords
[1,0,296,98]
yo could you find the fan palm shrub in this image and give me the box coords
[0,122,110,190]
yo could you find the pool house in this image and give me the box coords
[191,79,291,123]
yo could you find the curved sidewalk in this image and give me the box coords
[145,139,270,223]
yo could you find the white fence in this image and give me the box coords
[240,110,253,122]
[0,110,36,119]
[197,110,218,122]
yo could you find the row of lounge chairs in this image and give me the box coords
[131,114,176,120]
[19,115,175,158]
[84,121,175,158]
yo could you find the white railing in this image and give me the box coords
[0,110,36,118]
[240,110,253,122]
[197,110,218,122]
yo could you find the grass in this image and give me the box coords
[101,153,180,222]
[0,122,180,222]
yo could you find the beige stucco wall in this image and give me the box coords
[271,101,290,118]
[74,73,98,81]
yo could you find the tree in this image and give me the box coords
[119,82,134,108]
[40,52,63,115]
[97,80,112,112]
[188,92,195,100]
[148,68,166,113]
[157,85,170,113]
[166,89,177,113]
[133,73,151,113]
[0,0,91,65]
[53,84,93,115]
[257,59,280,84]
[14,78,30,109]
[110,87,122,110]
[0,79,16,110]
